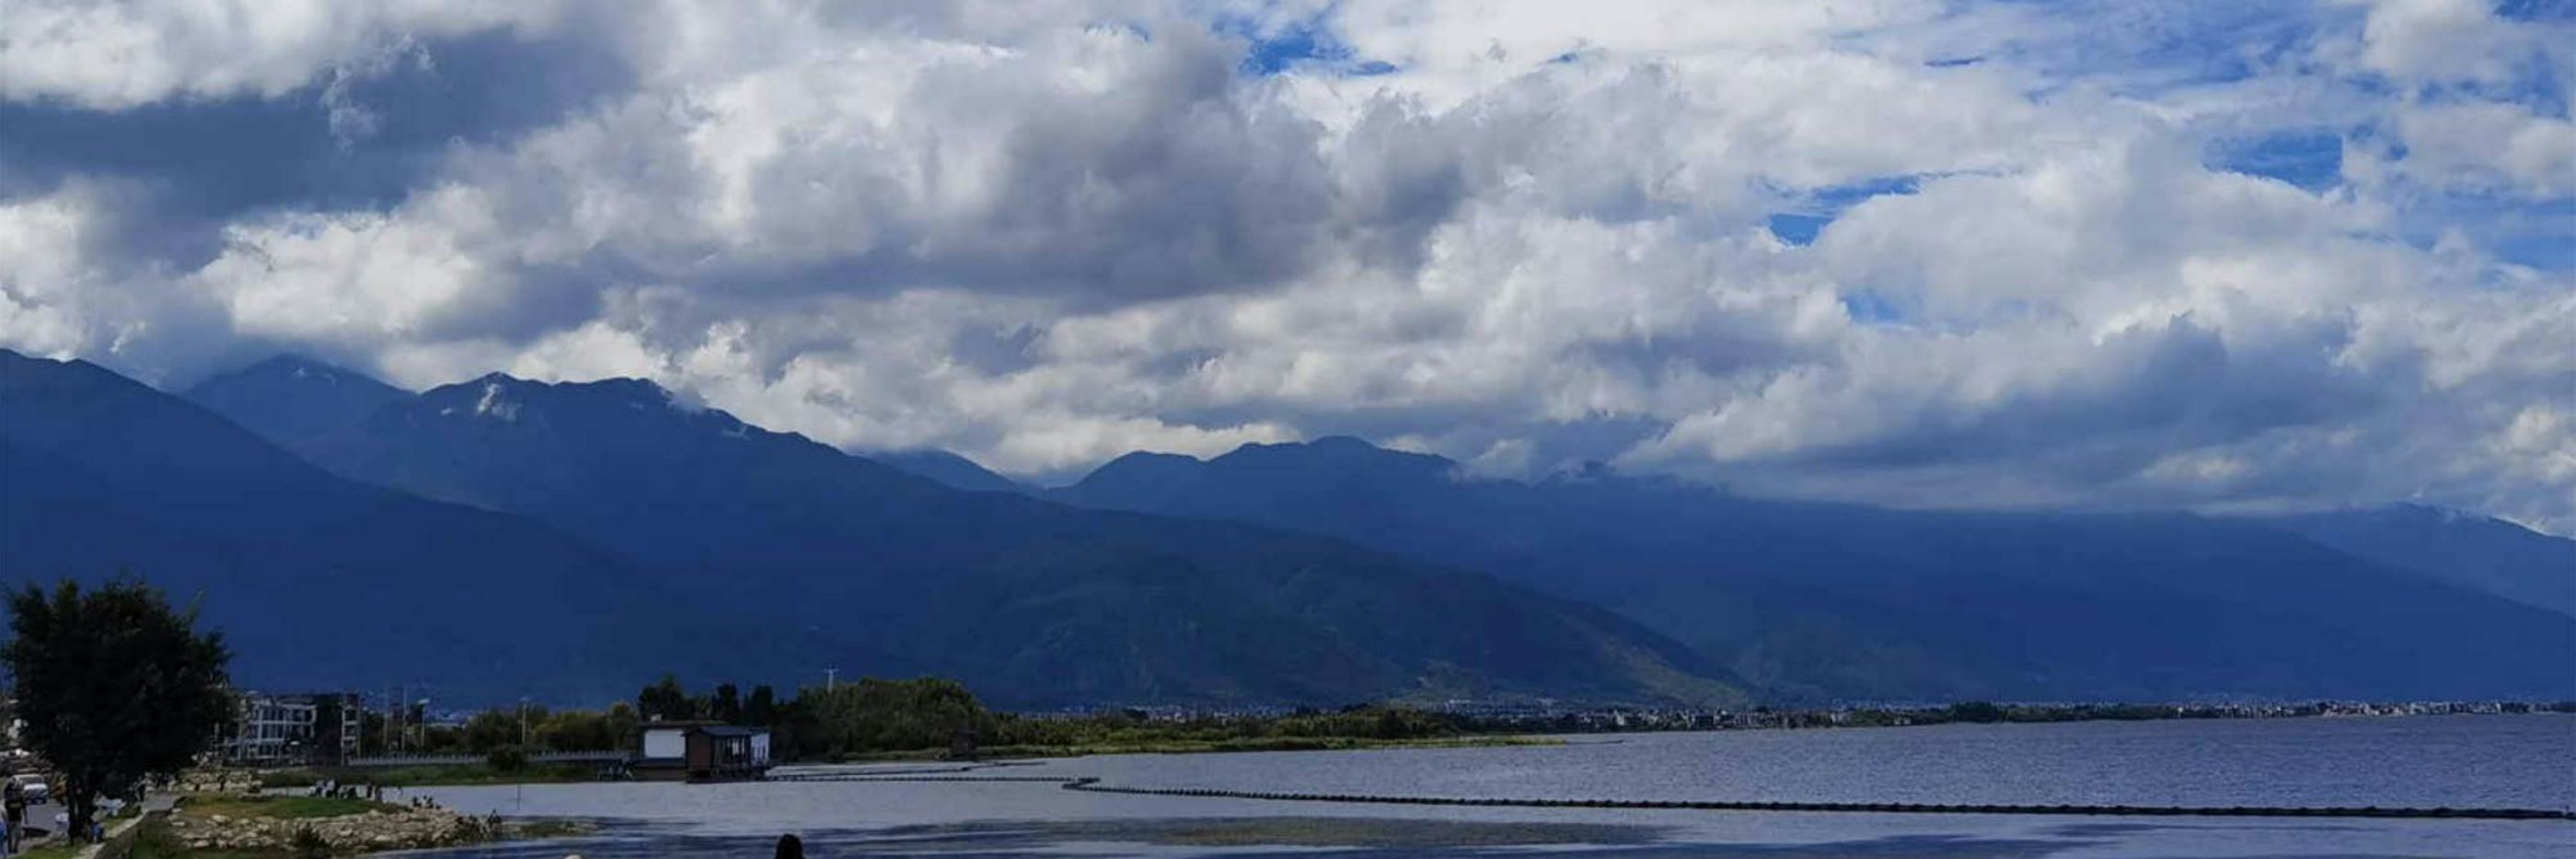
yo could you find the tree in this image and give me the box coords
[637,674,695,722]
[791,678,994,759]
[604,702,640,750]
[537,709,616,751]
[5,580,230,842]
[745,685,778,726]
[710,683,744,725]
[460,710,518,753]
[485,745,528,774]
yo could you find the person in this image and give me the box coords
[3,780,23,853]
[774,833,803,859]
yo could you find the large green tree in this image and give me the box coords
[5,580,230,842]
[709,683,743,724]
[637,674,696,722]
[790,678,993,759]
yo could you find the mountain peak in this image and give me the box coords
[184,354,410,445]
[1101,449,1204,468]
[0,348,118,389]
[238,354,364,381]
[427,374,690,417]
[1216,435,1459,476]
[869,449,1026,493]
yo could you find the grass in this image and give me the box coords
[180,795,403,820]
[254,770,323,790]
[313,762,599,787]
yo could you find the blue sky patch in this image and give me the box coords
[2211,132,2344,191]
[2491,198,2576,271]
[1767,214,1833,246]
[1766,176,1925,245]
[1238,22,1346,75]
[1224,14,1401,76]
[1839,290,1908,325]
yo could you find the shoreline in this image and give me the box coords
[300,709,2570,788]
[838,734,1558,762]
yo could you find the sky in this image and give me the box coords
[1,1,2570,532]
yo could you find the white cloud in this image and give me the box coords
[0,0,568,109]
[2,0,2571,530]
[2385,101,2576,198]
[2346,0,2539,87]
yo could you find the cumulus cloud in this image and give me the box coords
[0,0,569,109]
[2,0,2571,532]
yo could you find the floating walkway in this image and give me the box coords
[1057,778,2574,820]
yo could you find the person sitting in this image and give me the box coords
[775,833,803,859]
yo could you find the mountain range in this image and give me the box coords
[0,352,660,702]
[1049,439,2576,702]
[5,349,2568,706]
[5,351,1731,707]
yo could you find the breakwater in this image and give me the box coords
[777,770,2572,821]
[1058,777,2575,820]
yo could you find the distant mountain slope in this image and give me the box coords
[2264,505,2576,618]
[184,354,410,446]
[0,351,684,702]
[1053,438,2576,702]
[239,373,1744,707]
[868,449,1028,493]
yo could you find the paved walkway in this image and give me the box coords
[12,793,175,857]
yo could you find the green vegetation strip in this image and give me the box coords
[1040,779,2574,821]
[180,795,404,819]
[312,762,603,787]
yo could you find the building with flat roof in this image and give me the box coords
[635,721,770,782]
[224,691,361,766]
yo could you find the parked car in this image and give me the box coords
[9,773,48,802]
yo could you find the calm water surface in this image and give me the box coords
[411,714,2576,858]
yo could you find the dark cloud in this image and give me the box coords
[0,28,630,274]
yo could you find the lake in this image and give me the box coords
[411,714,2576,857]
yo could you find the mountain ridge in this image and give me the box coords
[135,354,1747,708]
[0,350,690,703]
[1052,437,2576,702]
[185,354,412,447]
[120,352,2576,705]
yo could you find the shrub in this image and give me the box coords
[485,745,528,773]
[290,825,331,859]
[259,769,323,789]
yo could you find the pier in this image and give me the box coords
[773,769,2573,821]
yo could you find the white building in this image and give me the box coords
[225,692,360,765]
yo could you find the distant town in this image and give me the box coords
[139,688,2576,774]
